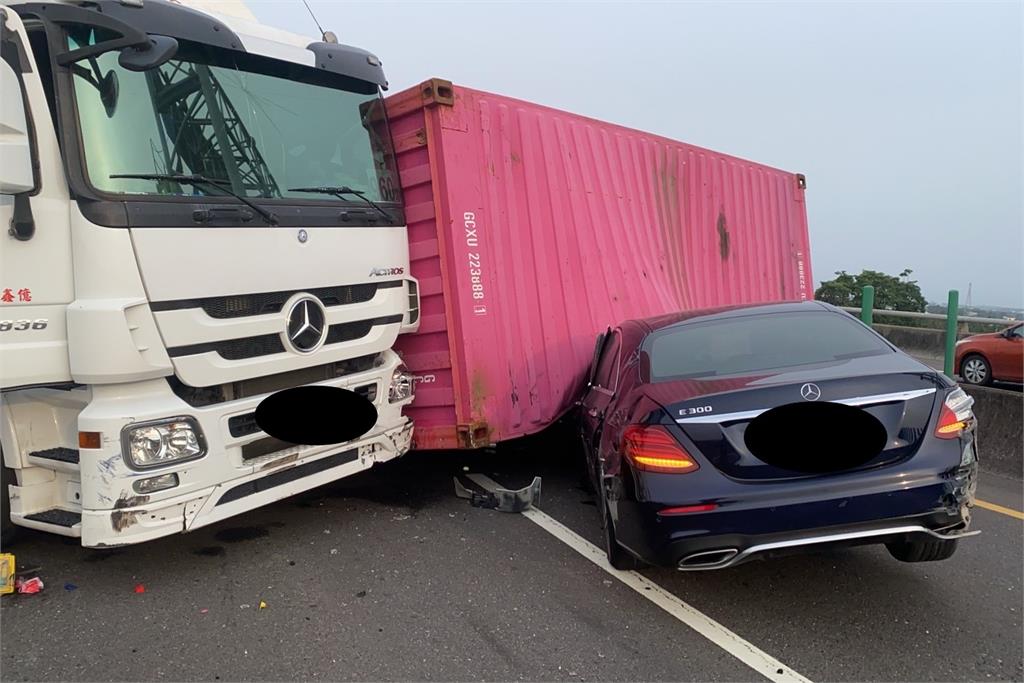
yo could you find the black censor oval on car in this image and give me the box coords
[254,386,377,446]
[744,402,887,474]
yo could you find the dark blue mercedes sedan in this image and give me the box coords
[579,301,979,570]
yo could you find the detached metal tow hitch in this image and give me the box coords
[454,475,541,513]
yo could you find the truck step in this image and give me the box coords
[24,509,82,528]
[29,447,80,465]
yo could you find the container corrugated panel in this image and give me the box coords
[386,79,813,450]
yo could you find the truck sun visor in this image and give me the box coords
[10,0,246,53]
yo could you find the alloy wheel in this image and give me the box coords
[962,358,988,384]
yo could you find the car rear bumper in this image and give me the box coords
[613,462,978,568]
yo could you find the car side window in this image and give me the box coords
[1012,326,1023,339]
[593,332,621,391]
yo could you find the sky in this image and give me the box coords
[249,0,1023,308]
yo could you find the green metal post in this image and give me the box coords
[944,290,959,376]
[860,285,874,326]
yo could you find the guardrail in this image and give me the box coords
[842,287,1016,376]
[839,307,1012,327]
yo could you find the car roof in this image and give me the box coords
[623,300,838,335]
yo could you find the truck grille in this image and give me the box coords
[228,383,377,438]
[169,354,383,406]
[150,281,403,319]
[167,315,404,360]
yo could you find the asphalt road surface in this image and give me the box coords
[2,433,1021,682]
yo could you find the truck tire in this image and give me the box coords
[886,538,957,563]
[1,464,20,548]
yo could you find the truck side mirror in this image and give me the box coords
[0,57,34,195]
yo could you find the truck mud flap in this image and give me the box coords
[453,475,541,513]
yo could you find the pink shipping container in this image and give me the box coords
[385,79,814,450]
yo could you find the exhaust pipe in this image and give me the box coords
[678,548,739,570]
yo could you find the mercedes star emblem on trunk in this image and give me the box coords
[800,383,822,401]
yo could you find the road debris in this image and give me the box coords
[64,583,78,591]
[454,475,541,512]
[134,583,146,594]
[15,576,43,594]
[258,600,267,610]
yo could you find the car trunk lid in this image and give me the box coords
[653,366,941,481]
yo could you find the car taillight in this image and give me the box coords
[935,388,975,439]
[622,425,699,473]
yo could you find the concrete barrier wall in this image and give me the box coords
[874,323,954,359]
[962,385,1023,479]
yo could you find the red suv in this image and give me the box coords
[955,323,1023,385]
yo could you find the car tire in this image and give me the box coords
[603,511,642,570]
[597,475,644,570]
[578,435,595,494]
[1,464,21,548]
[960,354,992,386]
[886,538,958,563]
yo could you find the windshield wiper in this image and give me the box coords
[110,173,279,225]
[289,186,392,221]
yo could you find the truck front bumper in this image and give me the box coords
[79,419,412,547]
[65,350,413,547]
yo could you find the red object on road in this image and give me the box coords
[134,583,145,594]
[386,79,813,449]
[15,576,43,594]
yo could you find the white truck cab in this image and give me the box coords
[0,0,419,546]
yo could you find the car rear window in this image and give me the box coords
[644,311,893,381]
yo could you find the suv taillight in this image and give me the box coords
[935,388,975,439]
[622,425,699,473]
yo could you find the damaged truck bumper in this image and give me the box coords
[78,419,413,547]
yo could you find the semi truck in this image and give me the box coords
[0,0,420,547]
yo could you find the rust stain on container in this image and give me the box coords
[717,211,731,260]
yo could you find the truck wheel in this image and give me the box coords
[960,354,992,386]
[1,465,20,548]
[886,538,958,563]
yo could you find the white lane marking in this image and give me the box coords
[468,473,812,683]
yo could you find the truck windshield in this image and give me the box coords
[68,31,400,208]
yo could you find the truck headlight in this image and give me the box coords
[121,417,206,469]
[389,365,414,403]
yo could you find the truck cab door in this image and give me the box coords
[0,6,74,388]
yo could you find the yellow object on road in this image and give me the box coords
[0,554,14,595]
